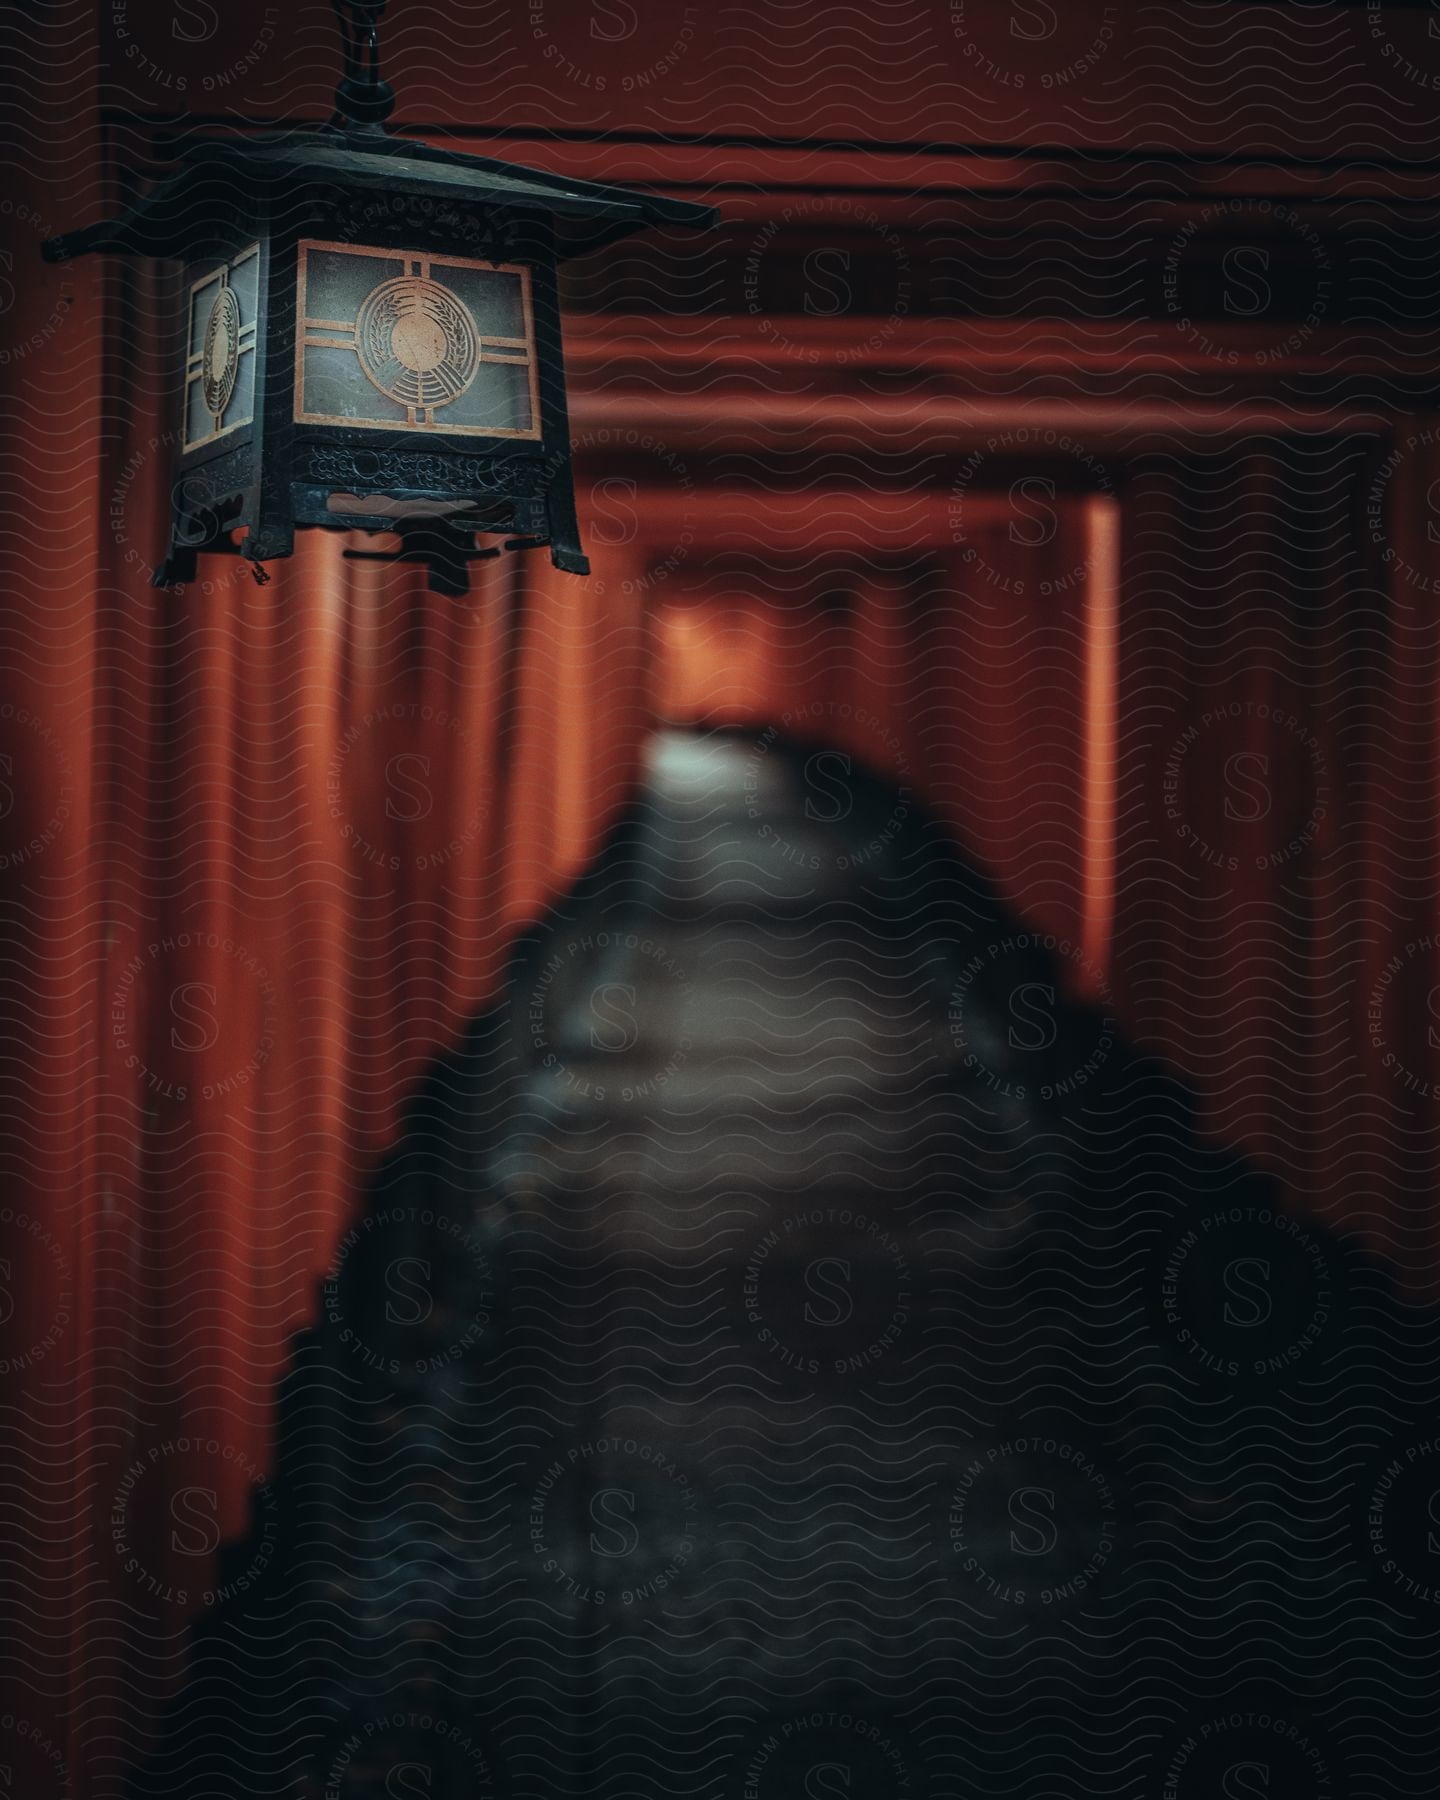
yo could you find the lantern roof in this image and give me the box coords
[41,128,717,266]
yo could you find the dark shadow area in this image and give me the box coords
[130,726,1440,1800]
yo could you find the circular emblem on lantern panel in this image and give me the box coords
[201,284,240,419]
[355,274,481,412]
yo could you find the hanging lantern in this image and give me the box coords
[41,1,714,593]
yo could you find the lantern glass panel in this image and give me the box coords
[228,243,260,329]
[188,269,219,359]
[293,239,541,438]
[182,243,260,453]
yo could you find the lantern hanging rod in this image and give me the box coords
[331,0,397,132]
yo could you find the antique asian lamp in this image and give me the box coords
[42,2,714,593]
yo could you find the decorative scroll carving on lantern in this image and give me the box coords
[297,446,549,495]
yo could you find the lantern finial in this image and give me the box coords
[332,1,396,132]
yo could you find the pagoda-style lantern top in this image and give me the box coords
[42,1,714,593]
